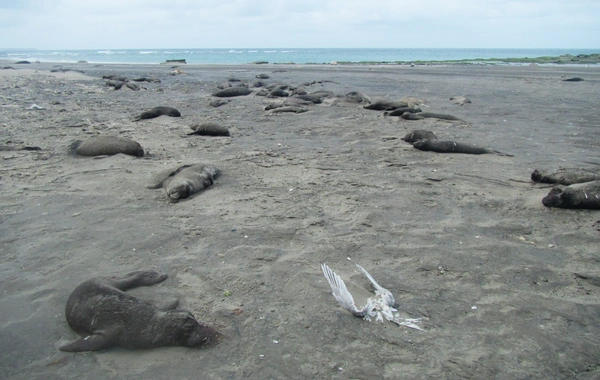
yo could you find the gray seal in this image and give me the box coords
[542,181,600,209]
[413,139,513,156]
[364,100,408,111]
[135,106,181,121]
[401,112,463,121]
[148,164,220,202]
[188,122,230,137]
[387,107,422,116]
[69,136,144,157]
[531,169,600,186]
[212,87,252,97]
[400,130,437,143]
[59,270,220,352]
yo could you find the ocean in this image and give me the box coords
[0,48,597,65]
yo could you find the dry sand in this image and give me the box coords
[1,60,599,379]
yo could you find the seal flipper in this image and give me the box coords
[146,165,193,189]
[109,270,168,291]
[59,333,114,352]
[68,140,83,156]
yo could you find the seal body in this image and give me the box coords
[413,139,512,156]
[401,112,462,121]
[212,87,252,97]
[188,122,230,136]
[149,164,220,202]
[400,130,437,143]
[69,136,144,157]
[59,271,220,352]
[135,106,181,121]
[542,181,600,209]
[364,100,408,111]
[387,107,422,116]
[531,169,600,186]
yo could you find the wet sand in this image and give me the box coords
[1,60,600,379]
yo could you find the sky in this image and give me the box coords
[1,0,599,50]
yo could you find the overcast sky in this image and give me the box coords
[1,0,598,50]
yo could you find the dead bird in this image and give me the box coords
[321,263,424,330]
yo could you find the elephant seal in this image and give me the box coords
[212,87,252,97]
[387,107,422,116]
[135,106,181,121]
[59,270,220,352]
[267,89,289,98]
[188,122,230,137]
[413,139,513,156]
[364,100,408,111]
[450,96,471,106]
[295,94,323,104]
[531,169,600,186]
[268,106,308,114]
[148,164,220,202]
[69,136,144,157]
[401,112,463,121]
[344,91,371,104]
[400,130,437,143]
[542,181,600,209]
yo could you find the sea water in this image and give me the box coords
[0,48,597,65]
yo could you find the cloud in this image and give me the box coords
[1,0,599,49]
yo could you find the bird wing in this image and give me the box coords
[321,263,366,317]
[355,264,396,306]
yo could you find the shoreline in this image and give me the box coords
[2,53,599,67]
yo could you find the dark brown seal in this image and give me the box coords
[531,169,600,186]
[400,130,437,143]
[212,87,252,97]
[135,106,181,121]
[59,270,220,352]
[69,136,144,157]
[542,181,600,209]
[188,122,230,137]
[413,139,513,156]
[148,164,220,202]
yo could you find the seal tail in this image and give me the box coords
[68,140,83,156]
[491,150,514,157]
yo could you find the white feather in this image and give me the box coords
[321,263,425,331]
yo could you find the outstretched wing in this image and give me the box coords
[355,264,396,307]
[321,264,367,317]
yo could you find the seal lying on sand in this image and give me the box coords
[188,122,230,136]
[135,106,181,121]
[387,107,422,116]
[69,136,144,157]
[542,181,600,209]
[148,164,220,202]
[212,87,252,97]
[400,130,437,143]
[531,169,600,186]
[364,100,408,111]
[413,139,513,156]
[401,112,463,121]
[59,270,220,352]
[321,263,424,330]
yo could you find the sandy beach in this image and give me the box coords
[1,60,599,379]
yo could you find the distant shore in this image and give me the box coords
[331,53,600,66]
[0,49,600,66]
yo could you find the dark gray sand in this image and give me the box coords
[1,61,600,379]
